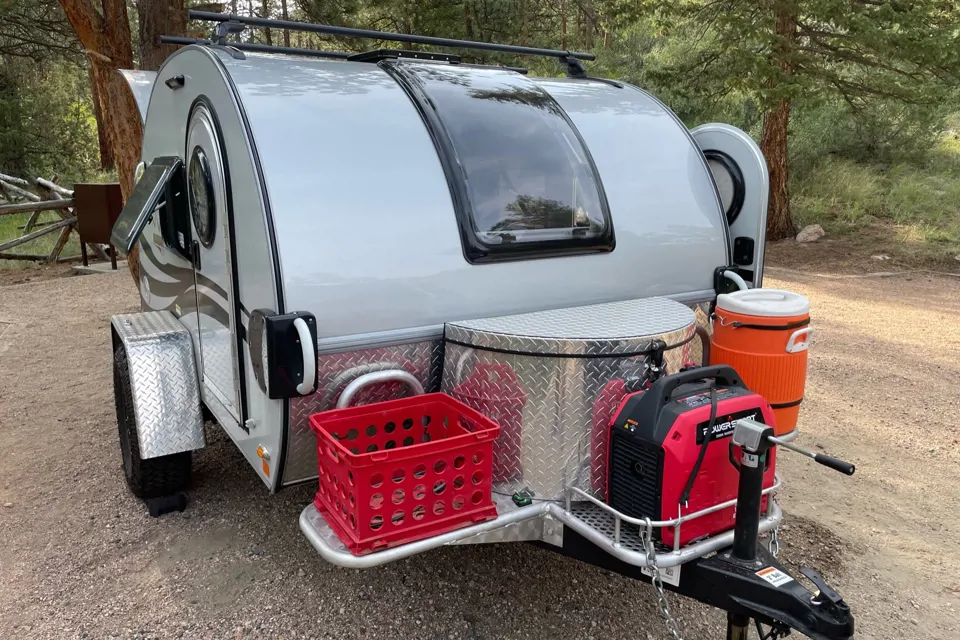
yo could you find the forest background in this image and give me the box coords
[2,0,959,265]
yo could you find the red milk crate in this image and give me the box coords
[309,393,501,556]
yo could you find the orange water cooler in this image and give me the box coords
[709,289,811,435]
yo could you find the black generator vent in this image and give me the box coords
[608,434,664,522]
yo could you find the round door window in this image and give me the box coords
[188,146,216,247]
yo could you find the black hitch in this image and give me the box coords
[676,544,853,640]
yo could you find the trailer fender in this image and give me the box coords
[110,311,205,459]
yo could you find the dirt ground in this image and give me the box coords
[1,254,959,640]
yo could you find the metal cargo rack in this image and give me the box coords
[300,473,784,569]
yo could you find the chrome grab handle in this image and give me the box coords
[336,369,425,409]
[293,317,316,395]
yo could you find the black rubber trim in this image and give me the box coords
[381,60,615,264]
[188,95,250,431]
[770,398,803,410]
[584,75,623,89]
[211,53,289,490]
[703,149,746,226]
[442,332,695,360]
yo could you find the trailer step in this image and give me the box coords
[299,486,783,570]
[299,492,553,568]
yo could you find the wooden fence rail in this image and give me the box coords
[0,174,108,263]
[0,199,75,216]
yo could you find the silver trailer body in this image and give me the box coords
[105,23,862,638]
[114,43,770,499]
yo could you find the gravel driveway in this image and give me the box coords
[0,266,958,639]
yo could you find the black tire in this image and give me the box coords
[113,345,192,499]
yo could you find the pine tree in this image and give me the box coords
[646,0,960,239]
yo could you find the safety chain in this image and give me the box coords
[769,525,781,558]
[641,520,684,640]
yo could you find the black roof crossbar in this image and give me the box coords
[188,10,596,66]
[160,35,352,60]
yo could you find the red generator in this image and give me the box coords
[607,365,777,546]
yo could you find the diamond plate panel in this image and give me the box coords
[449,494,563,546]
[441,301,696,501]
[446,297,696,355]
[111,312,205,459]
[688,301,712,366]
[283,340,444,485]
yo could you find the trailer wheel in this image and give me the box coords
[113,345,192,499]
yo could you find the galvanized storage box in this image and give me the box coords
[442,297,697,500]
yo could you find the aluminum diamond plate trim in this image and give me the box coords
[284,340,443,485]
[442,300,696,501]
[449,492,564,547]
[445,297,696,355]
[111,311,205,459]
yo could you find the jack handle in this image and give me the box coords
[768,435,856,476]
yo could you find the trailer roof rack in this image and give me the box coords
[159,36,531,75]
[187,10,592,76]
[159,35,352,60]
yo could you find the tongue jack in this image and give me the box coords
[722,418,856,640]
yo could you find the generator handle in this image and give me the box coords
[652,364,744,403]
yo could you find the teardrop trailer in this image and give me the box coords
[108,10,858,639]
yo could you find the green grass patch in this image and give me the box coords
[0,210,82,269]
[792,133,960,265]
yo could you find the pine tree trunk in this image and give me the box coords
[760,2,797,241]
[88,64,114,169]
[760,98,794,240]
[139,0,185,70]
[59,0,141,284]
[519,0,528,46]
[560,0,567,50]
[262,0,272,45]
[281,0,290,47]
[464,1,474,40]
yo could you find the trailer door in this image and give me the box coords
[183,102,242,423]
[691,124,770,287]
